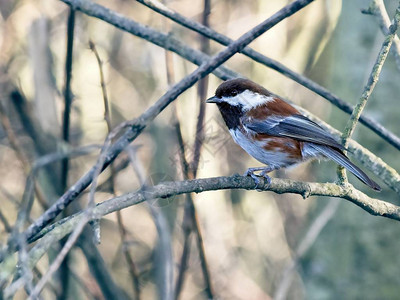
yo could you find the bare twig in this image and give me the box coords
[338,5,400,184]
[29,213,90,298]
[89,39,141,299]
[172,115,195,299]
[115,212,141,299]
[24,0,316,249]
[362,0,400,70]
[126,146,174,300]
[89,41,112,134]
[136,0,400,150]
[6,177,36,297]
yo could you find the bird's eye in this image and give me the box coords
[231,90,238,96]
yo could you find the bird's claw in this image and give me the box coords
[244,168,272,191]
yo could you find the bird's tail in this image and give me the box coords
[310,144,381,191]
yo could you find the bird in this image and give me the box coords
[206,78,381,191]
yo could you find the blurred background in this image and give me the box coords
[0,0,400,299]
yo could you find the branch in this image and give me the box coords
[61,6,76,190]
[362,0,400,70]
[13,174,400,279]
[23,0,316,248]
[135,0,400,150]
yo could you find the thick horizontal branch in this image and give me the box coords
[12,175,398,279]
[135,0,400,150]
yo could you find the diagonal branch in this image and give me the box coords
[22,0,316,250]
[339,4,400,183]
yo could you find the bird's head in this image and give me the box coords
[206,78,275,112]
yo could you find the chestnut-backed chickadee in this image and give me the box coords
[206,78,381,191]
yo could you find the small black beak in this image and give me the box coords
[206,96,221,103]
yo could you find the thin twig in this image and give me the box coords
[6,177,36,297]
[115,212,141,299]
[338,5,400,184]
[362,0,400,70]
[135,0,400,150]
[24,0,316,249]
[89,40,141,299]
[172,123,195,299]
[89,41,112,134]
[126,146,174,300]
[171,105,201,299]
[29,213,90,298]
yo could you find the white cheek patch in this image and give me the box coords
[221,90,275,110]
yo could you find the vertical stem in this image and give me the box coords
[60,7,75,300]
[89,40,141,299]
[61,7,75,189]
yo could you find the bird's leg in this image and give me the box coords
[244,166,276,190]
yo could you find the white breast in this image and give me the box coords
[229,129,294,169]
